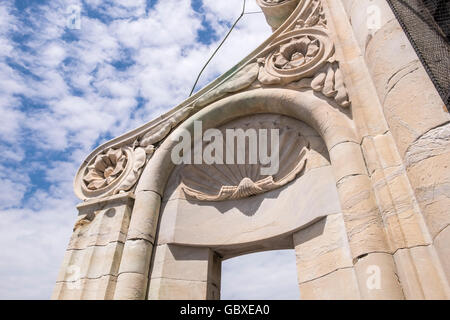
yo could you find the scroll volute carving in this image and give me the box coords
[74,107,193,200]
[257,0,301,31]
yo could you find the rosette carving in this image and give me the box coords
[193,0,350,108]
[78,146,147,199]
[74,107,192,200]
[272,36,320,70]
[83,148,127,190]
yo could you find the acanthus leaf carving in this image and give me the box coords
[294,0,327,29]
[194,28,351,108]
[190,0,350,109]
[76,107,193,200]
[83,148,127,190]
[115,147,148,194]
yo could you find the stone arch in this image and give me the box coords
[113,88,404,300]
[136,88,357,195]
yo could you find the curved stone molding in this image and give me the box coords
[258,28,334,84]
[74,107,192,200]
[73,0,350,200]
[195,0,350,109]
[293,0,326,29]
[257,0,300,31]
[196,29,350,108]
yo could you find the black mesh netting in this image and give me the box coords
[386,0,450,109]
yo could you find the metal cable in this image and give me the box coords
[189,0,259,97]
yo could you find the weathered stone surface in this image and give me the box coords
[148,278,209,300]
[69,193,133,250]
[151,244,211,282]
[341,0,395,53]
[406,130,450,238]
[370,165,430,250]
[116,239,153,275]
[293,213,353,283]
[394,245,450,299]
[126,190,161,243]
[114,273,148,300]
[434,226,450,284]
[365,18,450,156]
[337,174,390,257]
[405,123,450,168]
[56,241,124,283]
[159,165,341,248]
[53,275,117,300]
[299,267,361,300]
[149,245,220,300]
[54,0,450,300]
[354,252,404,300]
[361,132,403,175]
[329,141,368,182]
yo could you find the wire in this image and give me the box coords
[189,0,261,97]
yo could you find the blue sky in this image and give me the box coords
[0,0,300,299]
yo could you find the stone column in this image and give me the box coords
[148,244,221,300]
[294,213,361,299]
[328,140,405,299]
[52,193,134,300]
[325,0,450,298]
[113,190,161,299]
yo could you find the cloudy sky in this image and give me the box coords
[0,0,299,299]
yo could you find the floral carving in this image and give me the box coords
[75,107,193,200]
[83,148,127,190]
[272,36,320,70]
[294,0,326,28]
[262,0,288,4]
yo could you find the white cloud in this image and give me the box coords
[221,250,300,300]
[0,0,279,300]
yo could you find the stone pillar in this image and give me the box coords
[113,190,161,299]
[148,244,221,300]
[294,213,361,299]
[327,138,406,299]
[325,0,450,298]
[52,193,134,300]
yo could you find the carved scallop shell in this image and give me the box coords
[180,115,310,201]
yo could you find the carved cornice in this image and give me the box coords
[257,0,301,31]
[74,0,350,201]
[196,0,350,108]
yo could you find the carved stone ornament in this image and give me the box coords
[195,0,350,108]
[74,0,348,200]
[83,148,127,190]
[257,0,301,31]
[262,0,288,4]
[181,147,308,201]
[180,115,310,202]
[74,107,192,200]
